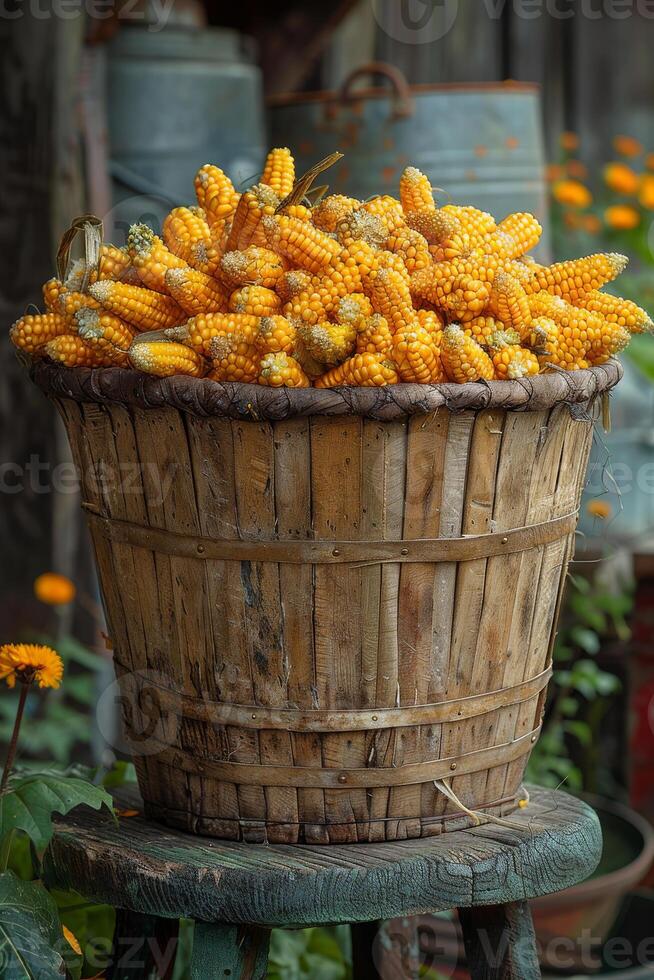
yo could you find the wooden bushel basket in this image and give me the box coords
[33,360,621,844]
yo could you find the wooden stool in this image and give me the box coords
[44,786,601,980]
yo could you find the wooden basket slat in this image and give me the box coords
[42,373,616,842]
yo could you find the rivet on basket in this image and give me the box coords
[372,715,378,722]
[197,544,205,555]
[337,773,348,784]
[332,548,341,557]
[450,763,457,771]
[401,548,409,556]
[501,536,508,544]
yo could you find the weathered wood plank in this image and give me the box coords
[459,901,540,980]
[191,924,270,980]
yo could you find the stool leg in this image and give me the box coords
[458,902,541,980]
[351,921,381,979]
[191,923,270,980]
[107,909,179,979]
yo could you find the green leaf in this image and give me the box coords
[0,774,114,851]
[559,696,579,718]
[102,761,137,791]
[0,872,70,979]
[570,626,601,655]
[563,721,593,746]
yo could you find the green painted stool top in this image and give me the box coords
[44,786,601,931]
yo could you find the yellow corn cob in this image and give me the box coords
[399,166,435,214]
[488,271,532,340]
[225,183,280,252]
[465,315,506,346]
[312,194,361,233]
[58,290,101,316]
[315,352,399,388]
[128,223,188,293]
[336,209,387,249]
[580,289,653,334]
[440,205,496,245]
[503,258,538,287]
[75,307,135,361]
[528,292,599,368]
[363,196,407,235]
[525,316,557,351]
[361,264,416,333]
[167,312,259,355]
[99,243,133,281]
[43,278,66,312]
[385,225,431,275]
[410,269,490,322]
[488,330,540,379]
[10,313,72,354]
[44,334,109,368]
[492,213,543,259]
[208,333,260,383]
[261,147,295,200]
[276,270,312,304]
[165,267,229,316]
[525,253,629,304]
[336,293,374,329]
[220,247,287,289]
[587,323,631,364]
[355,314,393,356]
[255,315,297,354]
[194,164,239,234]
[162,206,220,274]
[429,234,473,263]
[431,249,503,286]
[282,288,328,326]
[297,321,357,368]
[229,285,280,317]
[440,324,496,383]
[88,280,185,331]
[415,308,444,346]
[262,214,342,273]
[392,324,444,384]
[405,209,461,246]
[129,340,207,378]
[292,334,329,380]
[258,351,310,388]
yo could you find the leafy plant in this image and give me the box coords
[527,571,631,791]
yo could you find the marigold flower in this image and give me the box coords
[639,174,654,210]
[646,153,654,171]
[0,644,63,689]
[587,499,612,519]
[545,164,566,183]
[63,926,81,956]
[553,180,592,209]
[34,572,76,606]
[605,205,640,230]
[604,162,640,195]
[567,159,588,180]
[613,134,643,158]
[582,214,602,234]
[560,131,579,152]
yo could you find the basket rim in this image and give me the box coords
[30,359,622,422]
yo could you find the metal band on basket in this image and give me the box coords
[84,507,578,564]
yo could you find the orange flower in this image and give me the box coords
[63,926,81,956]
[639,174,654,210]
[587,500,612,519]
[646,153,654,171]
[582,214,602,234]
[0,643,63,689]
[561,131,579,152]
[605,205,640,230]
[564,210,582,229]
[613,134,643,158]
[545,163,566,183]
[34,572,76,606]
[567,159,588,180]
[553,179,592,209]
[604,162,640,195]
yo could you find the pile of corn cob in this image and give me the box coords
[11,148,651,387]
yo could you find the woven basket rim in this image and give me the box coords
[30,359,623,421]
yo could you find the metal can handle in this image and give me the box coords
[337,61,414,119]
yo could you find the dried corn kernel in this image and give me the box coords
[258,351,310,388]
[44,334,108,368]
[43,278,66,312]
[385,226,432,275]
[440,324,495,383]
[526,253,629,304]
[89,280,185,331]
[528,292,599,368]
[410,269,490,322]
[276,270,312,304]
[580,289,653,334]
[336,209,387,249]
[75,307,135,362]
[229,285,281,317]
[195,164,239,234]
[465,315,505,346]
[493,212,543,258]
[312,194,361,232]
[263,214,341,273]
[220,247,287,289]
[226,183,280,252]
[488,330,540,379]
[128,224,187,294]
[315,352,399,387]
[405,209,460,246]
[58,290,101,316]
[99,243,133,281]
[488,271,532,340]
[400,166,436,214]
[336,293,374,329]
[297,321,357,368]
[356,314,393,356]
[167,312,259,355]
[415,308,444,346]
[129,340,207,378]
[361,263,416,333]
[363,196,407,235]
[162,206,221,276]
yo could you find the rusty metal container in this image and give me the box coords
[269,62,551,261]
